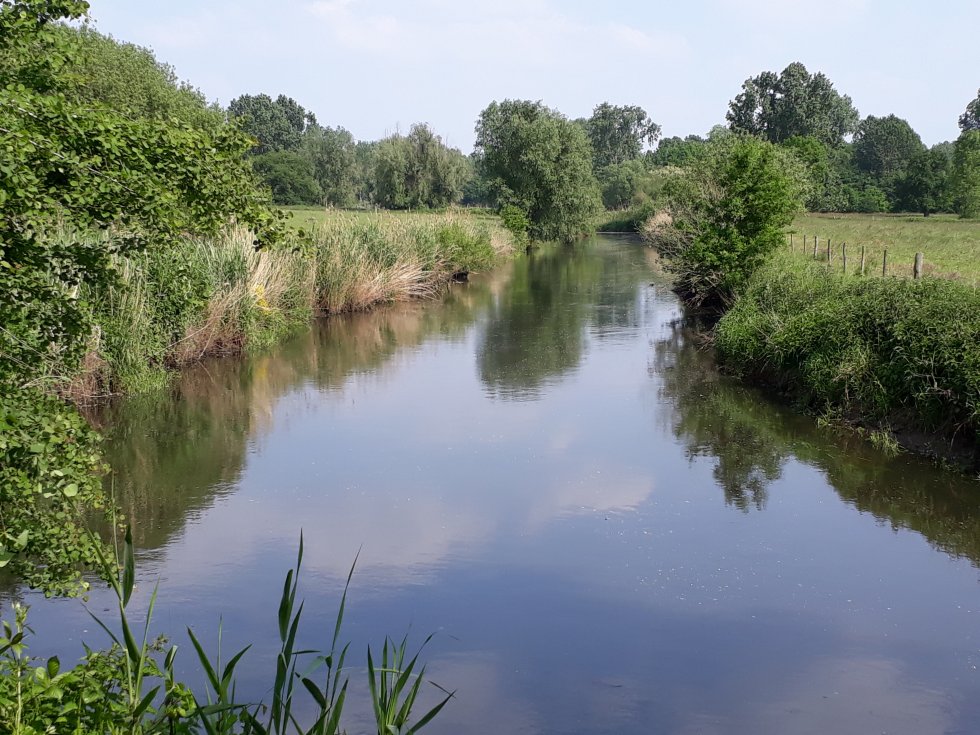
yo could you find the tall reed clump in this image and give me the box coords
[68,212,513,401]
[310,211,512,314]
[0,528,452,734]
[716,251,980,449]
[74,228,313,399]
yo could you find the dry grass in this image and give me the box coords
[68,210,514,399]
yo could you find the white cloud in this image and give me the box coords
[303,0,690,65]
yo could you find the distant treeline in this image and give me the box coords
[49,25,980,228]
[224,61,980,221]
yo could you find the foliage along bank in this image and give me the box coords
[639,133,980,468]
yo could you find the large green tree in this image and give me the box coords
[951,130,980,218]
[227,93,317,154]
[852,114,924,199]
[959,88,980,132]
[372,124,470,209]
[252,150,322,205]
[302,125,358,207]
[896,146,953,216]
[727,62,859,146]
[475,99,601,242]
[583,102,661,170]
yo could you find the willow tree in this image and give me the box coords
[475,99,601,242]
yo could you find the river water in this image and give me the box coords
[14,235,980,734]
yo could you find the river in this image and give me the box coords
[12,235,980,734]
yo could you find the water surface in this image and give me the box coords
[16,236,980,734]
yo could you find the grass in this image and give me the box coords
[715,249,980,463]
[281,206,503,231]
[68,210,514,401]
[789,212,980,281]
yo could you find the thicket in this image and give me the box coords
[641,135,806,307]
[716,253,980,451]
[0,0,283,596]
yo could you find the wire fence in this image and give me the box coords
[789,232,934,280]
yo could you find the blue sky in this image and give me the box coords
[86,0,979,149]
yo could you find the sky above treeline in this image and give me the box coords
[88,0,978,150]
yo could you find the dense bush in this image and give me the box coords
[647,135,805,306]
[717,253,980,441]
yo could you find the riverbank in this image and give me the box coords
[67,209,515,401]
[713,250,980,470]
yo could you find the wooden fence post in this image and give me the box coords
[914,252,923,280]
[842,242,847,274]
[827,238,832,265]
[790,233,794,250]
[882,249,888,277]
[860,245,866,276]
[812,236,818,259]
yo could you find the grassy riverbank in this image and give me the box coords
[714,250,980,465]
[69,209,515,400]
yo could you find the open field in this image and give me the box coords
[789,213,980,281]
[281,205,503,231]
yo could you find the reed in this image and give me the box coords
[67,210,514,402]
[0,528,449,734]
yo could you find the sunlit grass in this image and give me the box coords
[789,213,980,281]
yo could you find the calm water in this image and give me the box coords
[13,236,980,734]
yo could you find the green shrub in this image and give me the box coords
[0,388,110,596]
[717,253,980,440]
[656,135,805,307]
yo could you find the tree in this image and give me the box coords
[0,0,282,594]
[727,62,859,147]
[951,130,980,218]
[302,125,357,207]
[474,100,601,242]
[371,124,470,209]
[67,26,223,128]
[659,136,805,305]
[252,150,322,205]
[227,93,316,154]
[852,115,924,200]
[959,88,980,132]
[648,135,707,167]
[584,103,660,170]
[781,135,849,212]
[896,146,953,216]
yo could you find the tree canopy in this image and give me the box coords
[228,93,317,154]
[897,146,953,216]
[475,99,601,242]
[727,62,859,147]
[372,124,470,209]
[951,130,980,218]
[583,103,661,170]
[959,89,980,132]
[852,114,924,195]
